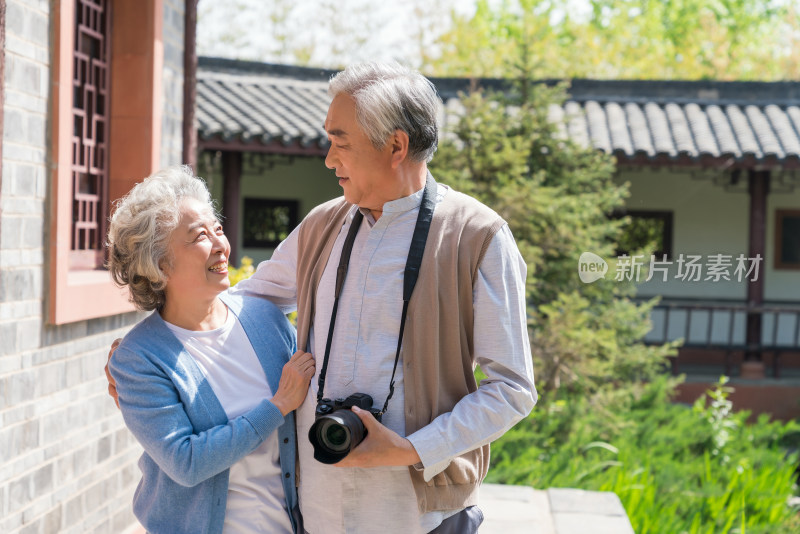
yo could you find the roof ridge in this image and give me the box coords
[198,56,337,82]
[563,96,800,107]
[199,70,329,88]
[195,57,800,167]
[197,56,800,103]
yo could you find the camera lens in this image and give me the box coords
[319,419,350,451]
[308,410,366,464]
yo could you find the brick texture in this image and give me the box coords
[0,1,184,532]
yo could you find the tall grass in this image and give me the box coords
[487,377,800,533]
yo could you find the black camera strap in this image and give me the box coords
[316,208,363,404]
[316,174,437,414]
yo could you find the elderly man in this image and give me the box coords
[233,63,536,534]
[108,62,535,534]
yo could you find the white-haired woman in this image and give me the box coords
[106,166,312,534]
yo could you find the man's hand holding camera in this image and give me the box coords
[309,393,421,467]
[332,406,421,468]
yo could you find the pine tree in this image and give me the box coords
[431,73,677,401]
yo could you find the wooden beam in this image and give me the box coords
[615,153,800,171]
[745,169,769,364]
[182,0,197,169]
[199,136,328,157]
[221,151,242,266]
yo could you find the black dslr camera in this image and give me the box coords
[308,393,382,464]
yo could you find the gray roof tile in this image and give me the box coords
[706,105,740,157]
[684,103,719,157]
[645,102,676,156]
[726,104,761,157]
[747,105,782,158]
[665,103,695,156]
[787,106,800,145]
[198,70,330,149]
[197,57,800,167]
[606,102,633,156]
[625,102,654,156]
[766,105,800,157]
[585,101,613,154]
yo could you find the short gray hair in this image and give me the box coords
[106,165,216,311]
[329,62,440,163]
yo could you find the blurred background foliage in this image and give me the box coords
[428,0,799,79]
[227,256,256,287]
[199,0,800,80]
[431,76,676,398]
[432,75,800,532]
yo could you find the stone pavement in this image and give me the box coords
[124,484,635,534]
[480,484,636,534]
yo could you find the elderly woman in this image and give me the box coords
[106,166,312,534]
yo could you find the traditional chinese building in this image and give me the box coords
[2,10,799,530]
[195,57,800,418]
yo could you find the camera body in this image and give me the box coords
[309,393,382,464]
[315,393,383,421]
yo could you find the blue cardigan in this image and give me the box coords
[108,293,300,534]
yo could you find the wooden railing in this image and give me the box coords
[642,301,800,378]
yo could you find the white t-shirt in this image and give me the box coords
[164,307,293,534]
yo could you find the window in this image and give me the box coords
[243,198,299,248]
[70,0,112,270]
[775,210,800,270]
[615,210,673,259]
[50,0,165,324]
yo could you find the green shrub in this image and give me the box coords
[488,377,800,533]
[227,256,256,286]
[432,80,677,402]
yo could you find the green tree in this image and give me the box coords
[430,76,676,399]
[427,0,800,80]
[431,70,800,533]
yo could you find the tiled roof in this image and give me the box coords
[197,59,333,153]
[197,57,800,168]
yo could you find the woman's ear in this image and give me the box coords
[159,257,171,280]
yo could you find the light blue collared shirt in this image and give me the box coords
[233,182,537,534]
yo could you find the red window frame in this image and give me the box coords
[49,0,165,324]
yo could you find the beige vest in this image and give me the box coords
[295,186,506,513]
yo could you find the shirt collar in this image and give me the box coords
[351,180,428,225]
[380,183,425,214]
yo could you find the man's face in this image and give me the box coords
[324,94,394,209]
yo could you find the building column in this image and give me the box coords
[222,151,242,266]
[743,169,769,379]
[182,0,197,169]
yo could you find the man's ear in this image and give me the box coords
[390,129,409,169]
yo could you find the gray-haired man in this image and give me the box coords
[234,63,536,534]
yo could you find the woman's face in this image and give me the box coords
[163,197,231,300]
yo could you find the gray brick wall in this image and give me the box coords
[0,1,184,532]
